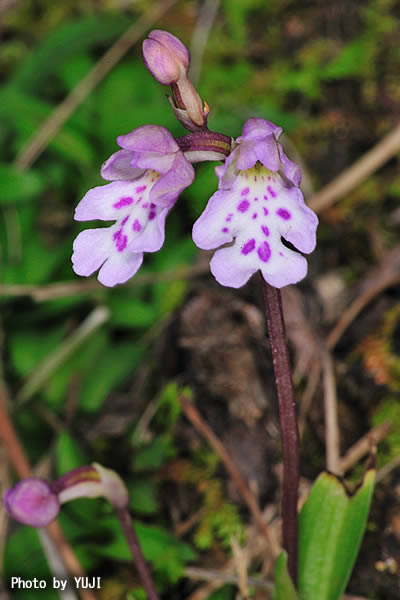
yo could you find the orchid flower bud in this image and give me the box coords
[4,464,129,528]
[3,478,60,527]
[142,30,189,85]
[143,30,206,130]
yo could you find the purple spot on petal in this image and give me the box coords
[113,229,128,252]
[268,176,271,180]
[254,197,259,202]
[277,208,291,220]
[225,212,233,223]
[254,175,257,182]
[142,202,149,209]
[148,210,156,221]
[132,219,142,232]
[242,239,256,255]
[252,212,258,219]
[263,207,269,216]
[136,185,147,193]
[245,173,249,179]
[121,215,129,226]
[261,225,270,237]
[113,196,133,209]
[257,242,271,263]
[261,176,265,181]
[237,200,250,213]
[267,186,276,198]
[279,252,284,256]
[222,227,229,233]
[241,187,250,196]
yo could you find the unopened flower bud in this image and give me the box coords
[143,30,206,129]
[142,30,189,85]
[3,479,60,527]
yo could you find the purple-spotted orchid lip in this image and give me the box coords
[192,118,318,289]
[72,125,194,287]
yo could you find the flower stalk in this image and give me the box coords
[116,507,160,600]
[261,277,299,585]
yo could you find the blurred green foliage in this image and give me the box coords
[1,0,400,597]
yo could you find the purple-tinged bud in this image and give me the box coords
[143,29,206,129]
[3,479,60,527]
[142,30,189,85]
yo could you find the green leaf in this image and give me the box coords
[322,37,373,80]
[129,478,159,515]
[133,435,177,470]
[10,15,131,91]
[206,585,236,600]
[0,164,44,205]
[3,527,58,599]
[10,326,65,376]
[299,469,375,600]
[93,517,195,583]
[273,552,298,600]
[0,88,94,166]
[108,294,159,329]
[79,341,143,413]
[55,431,88,476]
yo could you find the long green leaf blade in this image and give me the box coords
[299,469,375,600]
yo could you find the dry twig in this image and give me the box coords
[189,0,220,85]
[0,263,209,301]
[327,246,400,350]
[338,421,392,476]
[14,0,179,170]
[323,353,340,473]
[178,394,280,558]
[309,122,400,213]
[16,306,110,408]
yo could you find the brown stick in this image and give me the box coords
[326,275,400,350]
[337,421,392,475]
[178,394,280,558]
[261,281,299,585]
[0,263,209,302]
[0,387,96,600]
[322,353,340,473]
[309,122,400,213]
[14,0,178,171]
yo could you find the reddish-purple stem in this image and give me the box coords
[115,508,160,600]
[261,277,299,584]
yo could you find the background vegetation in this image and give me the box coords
[1,0,400,598]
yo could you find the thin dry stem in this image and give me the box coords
[338,421,392,476]
[327,274,400,350]
[298,361,321,437]
[376,454,400,484]
[14,0,178,171]
[322,353,340,473]
[309,121,400,213]
[16,306,110,408]
[179,394,280,558]
[189,0,220,85]
[0,264,209,302]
